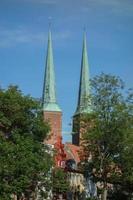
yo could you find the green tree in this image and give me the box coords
[80,74,133,200]
[53,168,69,199]
[0,86,52,200]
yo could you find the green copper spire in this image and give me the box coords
[74,32,91,115]
[42,30,61,112]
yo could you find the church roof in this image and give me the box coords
[64,143,80,164]
[74,32,91,115]
[42,30,61,112]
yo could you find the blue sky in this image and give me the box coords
[0,0,133,142]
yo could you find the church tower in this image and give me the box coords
[72,32,91,146]
[42,30,62,146]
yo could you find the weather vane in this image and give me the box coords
[83,25,86,32]
[48,16,52,29]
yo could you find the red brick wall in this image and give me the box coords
[43,111,62,145]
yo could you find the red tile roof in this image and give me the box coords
[64,143,81,163]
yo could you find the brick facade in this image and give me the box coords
[43,111,62,145]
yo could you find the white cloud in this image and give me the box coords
[85,0,133,16]
[0,26,72,48]
[10,0,60,5]
[27,0,58,4]
[0,27,43,47]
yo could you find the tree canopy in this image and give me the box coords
[0,86,52,200]
[53,168,70,199]
[80,74,133,200]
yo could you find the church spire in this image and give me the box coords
[42,30,61,112]
[75,32,91,115]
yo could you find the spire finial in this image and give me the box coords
[48,16,52,30]
[83,26,87,47]
[83,25,86,32]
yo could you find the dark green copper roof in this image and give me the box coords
[42,31,61,112]
[74,32,91,115]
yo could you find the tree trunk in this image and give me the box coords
[102,187,108,200]
[13,194,17,200]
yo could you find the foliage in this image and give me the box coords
[0,86,52,199]
[80,74,133,200]
[53,168,69,195]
